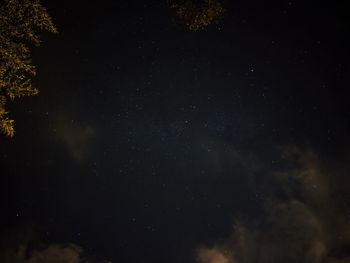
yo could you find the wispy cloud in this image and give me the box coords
[196,147,350,263]
[0,227,109,263]
[54,115,95,162]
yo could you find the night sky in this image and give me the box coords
[1,1,350,262]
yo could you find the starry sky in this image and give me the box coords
[1,1,350,263]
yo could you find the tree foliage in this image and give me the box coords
[0,0,57,137]
[168,0,225,31]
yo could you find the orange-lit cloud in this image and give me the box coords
[196,147,350,263]
[54,115,95,161]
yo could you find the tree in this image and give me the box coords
[168,0,225,31]
[0,0,57,137]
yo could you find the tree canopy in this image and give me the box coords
[0,0,223,137]
[0,0,57,137]
[168,0,225,31]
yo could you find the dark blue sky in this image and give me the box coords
[1,1,349,262]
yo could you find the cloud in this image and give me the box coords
[196,147,350,263]
[0,227,109,263]
[197,248,233,263]
[14,244,81,263]
[0,242,110,263]
[54,116,95,161]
